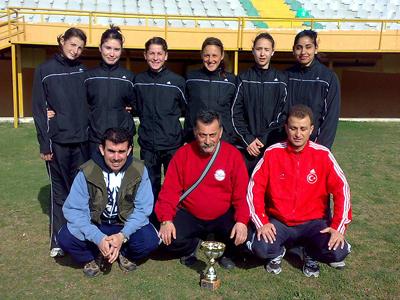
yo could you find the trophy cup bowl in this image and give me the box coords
[200,241,226,290]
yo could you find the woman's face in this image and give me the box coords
[293,36,317,67]
[202,45,224,72]
[61,36,85,60]
[252,38,274,69]
[99,38,122,65]
[144,44,168,72]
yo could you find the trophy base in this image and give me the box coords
[200,278,221,290]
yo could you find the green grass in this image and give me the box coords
[0,122,399,299]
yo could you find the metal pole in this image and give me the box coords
[11,44,18,128]
[17,44,24,118]
[234,50,238,76]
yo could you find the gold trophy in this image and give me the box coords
[200,241,226,290]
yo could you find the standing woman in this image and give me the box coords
[32,27,89,257]
[286,29,340,150]
[85,25,135,154]
[184,37,237,143]
[232,32,287,174]
[134,37,186,203]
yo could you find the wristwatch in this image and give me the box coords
[120,232,128,243]
[161,220,172,226]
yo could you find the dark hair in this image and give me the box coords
[57,27,87,48]
[100,25,124,47]
[101,128,132,147]
[287,104,314,125]
[201,37,226,77]
[195,110,222,128]
[293,29,318,48]
[145,36,168,52]
[253,32,275,49]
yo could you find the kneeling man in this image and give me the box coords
[247,104,352,277]
[155,110,249,269]
[58,128,159,277]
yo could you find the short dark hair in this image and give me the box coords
[145,36,168,52]
[101,128,132,147]
[57,27,87,47]
[100,25,124,47]
[195,110,221,128]
[293,29,318,48]
[287,104,314,125]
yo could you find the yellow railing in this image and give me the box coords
[1,7,399,51]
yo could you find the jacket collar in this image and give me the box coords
[55,53,80,67]
[201,66,223,77]
[286,140,310,154]
[146,66,166,78]
[252,64,272,75]
[295,58,319,73]
[100,60,120,71]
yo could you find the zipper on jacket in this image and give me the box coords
[293,152,301,218]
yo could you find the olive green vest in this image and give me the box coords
[80,158,144,224]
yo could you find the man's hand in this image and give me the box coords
[98,236,112,258]
[106,233,124,263]
[47,109,55,119]
[256,223,276,243]
[320,227,345,251]
[246,138,264,157]
[159,221,176,246]
[40,153,53,161]
[230,222,248,245]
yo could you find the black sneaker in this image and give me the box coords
[180,239,201,266]
[180,253,198,266]
[118,254,137,272]
[218,256,235,270]
[83,260,100,277]
[303,256,320,277]
[265,247,286,275]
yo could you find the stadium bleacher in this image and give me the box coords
[1,0,399,30]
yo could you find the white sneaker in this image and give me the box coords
[265,247,286,275]
[50,247,64,258]
[303,256,320,278]
[329,260,346,269]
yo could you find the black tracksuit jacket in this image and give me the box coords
[85,61,136,144]
[184,67,237,143]
[286,59,340,149]
[232,65,288,148]
[32,53,88,154]
[134,68,186,151]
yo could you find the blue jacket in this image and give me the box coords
[63,164,154,245]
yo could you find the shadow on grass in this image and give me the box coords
[37,184,51,216]
[150,247,207,275]
[54,255,81,270]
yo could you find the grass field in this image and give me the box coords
[0,122,399,299]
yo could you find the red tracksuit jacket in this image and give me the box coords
[247,141,352,234]
[155,141,250,224]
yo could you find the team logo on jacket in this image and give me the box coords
[167,81,171,84]
[307,169,318,184]
[122,75,126,79]
[214,169,226,181]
